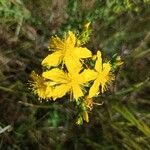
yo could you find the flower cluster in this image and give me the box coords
[30,23,123,124]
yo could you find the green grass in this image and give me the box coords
[0,0,150,149]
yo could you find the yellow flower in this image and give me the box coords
[42,68,95,100]
[42,31,92,72]
[30,71,53,100]
[88,51,114,98]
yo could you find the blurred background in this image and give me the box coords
[0,0,150,149]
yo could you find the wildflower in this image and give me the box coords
[30,71,47,99]
[29,24,122,124]
[42,31,92,72]
[88,51,114,98]
[42,68,95,100]
[30,71,53,100]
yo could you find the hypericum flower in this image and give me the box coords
[88,51,114,98]
[42,68,95,100]
[30,71,47,99]
[42,31,92,72]
[30,71,54,100]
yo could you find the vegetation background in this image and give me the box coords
[0,0,150,149]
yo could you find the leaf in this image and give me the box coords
[115,106,150,136]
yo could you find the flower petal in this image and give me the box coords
[45,86,54,98]
[53,84,70,100]
[102,62,111,75]
[80,69,97,83]
[42,68,68,84]
[95,51,102,72]
[88,79,100,98]
[42,51,63,67]
[74,47,92,59]
[72,84,84,100]
[99,62,112,93]
[65,31,76,47]
[64,56,82,73]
